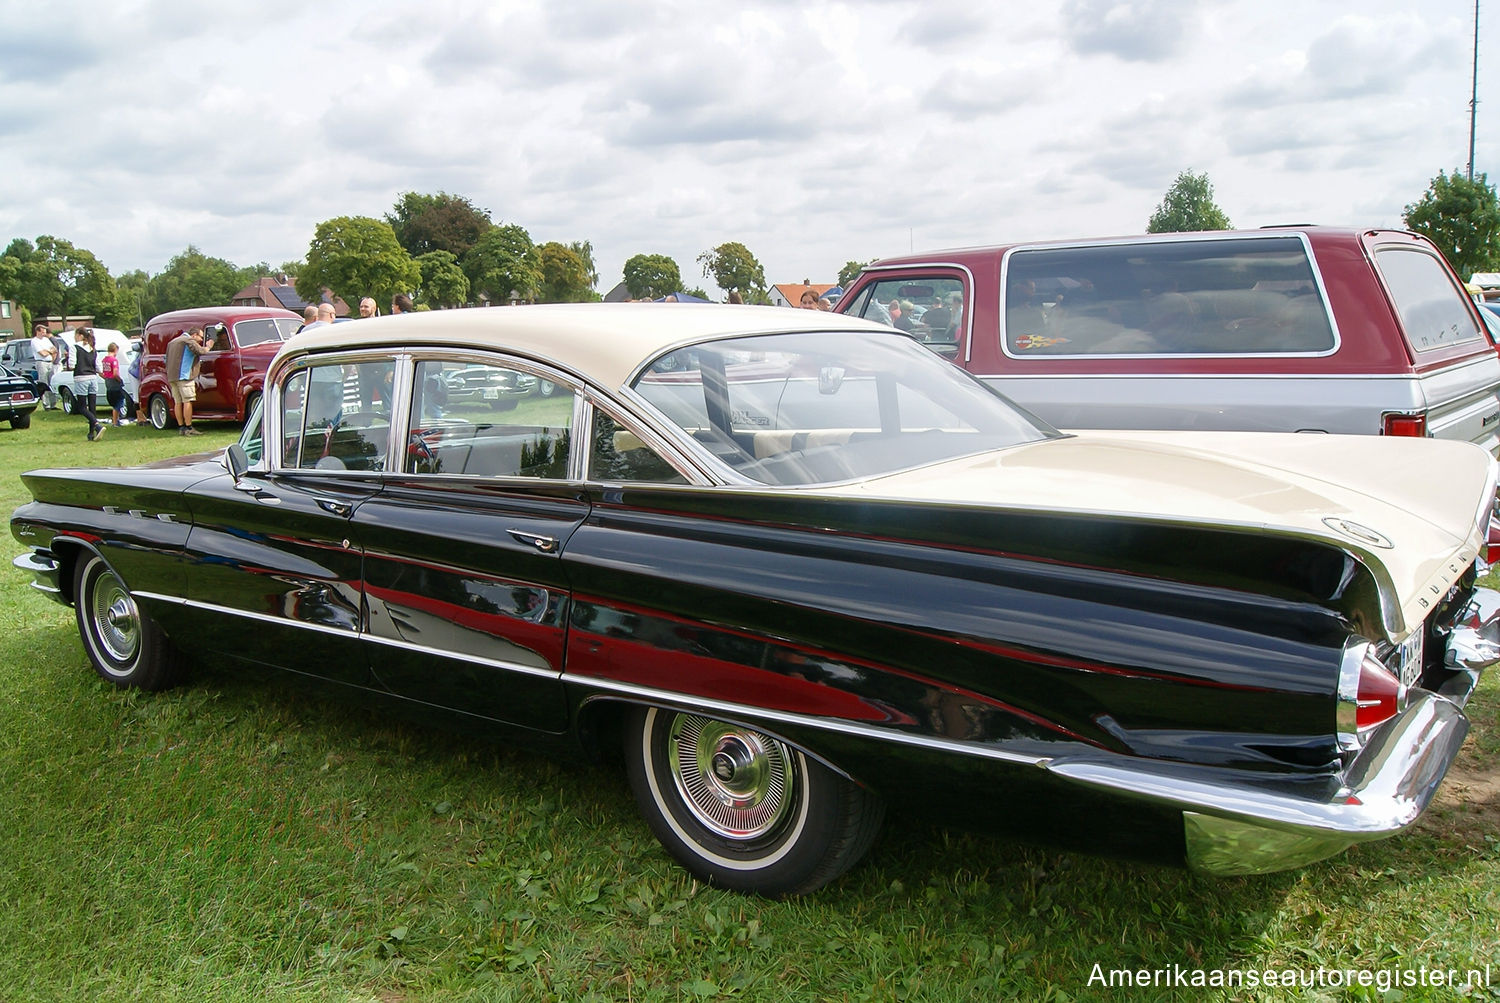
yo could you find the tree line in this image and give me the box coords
[4,173,1496,334]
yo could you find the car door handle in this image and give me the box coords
[317,497,353,517]
[508,529,559,553]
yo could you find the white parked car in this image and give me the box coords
[53,331,141,417]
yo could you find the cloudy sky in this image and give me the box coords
[1,0,1493,297]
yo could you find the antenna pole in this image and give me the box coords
[1469,0,1480,181]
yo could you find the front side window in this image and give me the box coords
[239,392,264,464]
[1374,247,1484,353]
[406,360,574,478]
[848,275,967,356]
[1002,237,1336,356]
[633,331,1053,485]
[279,360,394,471]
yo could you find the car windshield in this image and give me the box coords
[632,330,1057,485]
[234,318,287,347]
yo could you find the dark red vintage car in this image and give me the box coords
[138,306,302,428]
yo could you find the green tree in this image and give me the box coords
[1146,171,1232,233]
[838,260,870,287]
[463,224,541,303]
[568,240,599,289]
[142,245,244,317]
[536,242,598,302]
[622,253,682,299]
[414,250,470,308]
[1403,170,1500,281]
[297,216,422,307]
[103,269,150,330]
[697,242,767,301]
[386,191,494,259]
[1,235,116,321]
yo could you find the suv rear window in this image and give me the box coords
[1373,247,1484,353]
[1001,236,1337,357]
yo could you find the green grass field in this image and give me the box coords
[1,406,1497,1002]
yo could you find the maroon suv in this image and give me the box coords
[139,307,302,428]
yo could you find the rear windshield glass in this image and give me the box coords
[632,331,1054,486]
[1002,236,1336,357]
[1373,247,1483,353]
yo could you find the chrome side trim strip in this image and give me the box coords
[566,674,1048,767]
[360,631,562,681]
[132,591,562,681]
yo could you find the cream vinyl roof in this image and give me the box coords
[278,303,893,390]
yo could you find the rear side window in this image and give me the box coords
[1373,247,1484,353]
[1002,236,1336,357]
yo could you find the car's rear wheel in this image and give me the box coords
[149,394,174,430]
[624,706,884,896]
[74,554,186,690]
[9,412,30,429]
[58,386,76,415]
[536,378,559,398]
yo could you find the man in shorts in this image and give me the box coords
[164,327,207,435]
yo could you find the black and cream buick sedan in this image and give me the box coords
[11,304,1500,895]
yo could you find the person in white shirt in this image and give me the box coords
[29,324,59,409]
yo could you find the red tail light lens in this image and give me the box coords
[1382,413,1427,437]
[1354,657,1404,731]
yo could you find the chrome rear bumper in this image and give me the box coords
[12,549,65,602]
[1050,586,1499,876]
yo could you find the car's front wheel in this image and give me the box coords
[74,554,186,690]
[148,394,174,430]
[58,386,76,415]
[624,706,884,896]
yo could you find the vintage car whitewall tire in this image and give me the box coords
[148,394,174,430]
[57,386,76,415]
[624,706,884,896]
[74,554,186,690]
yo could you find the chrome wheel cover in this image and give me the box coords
[89,569,140,669]
[150,395,171,429]
[667,714,795,841]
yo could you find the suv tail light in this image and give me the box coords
[1382,413,1427,437]
[1337,641,1408,758]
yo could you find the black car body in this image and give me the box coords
[11,305,1500,895]
[0,363,40,429]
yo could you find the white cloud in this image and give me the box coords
[0,0,1491,294]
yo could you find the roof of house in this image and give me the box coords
[773,283,837,304]
[231,277,350,315]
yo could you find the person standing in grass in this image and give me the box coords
[71,328,106,441]
[100,341,128,427]
[29,323,60,409]
[164,327,207,436]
